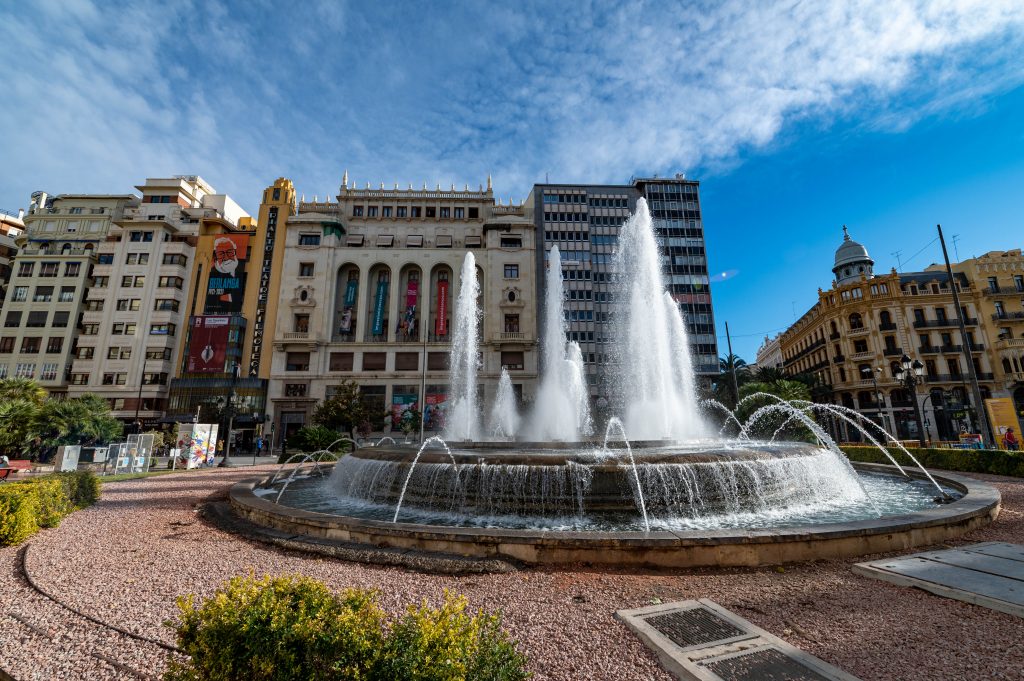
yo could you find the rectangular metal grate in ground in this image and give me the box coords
[616,599,860,681]
[644,607,746,648]
[704,646,833,681]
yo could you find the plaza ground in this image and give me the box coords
[1,466,1023,680]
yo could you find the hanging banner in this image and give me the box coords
[187,316,231,373]
[436,280,448,336]
[391,392,419,429]
[340,278,358,333]
[372,278,388,335]
[399,279,418,337]
[206,233,249,314]
[424,392,447,431]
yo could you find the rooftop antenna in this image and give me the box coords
[951,234,961,262]
[791,300,797,319]
[891,249,903,271]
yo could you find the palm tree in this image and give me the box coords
[0,377,47,406]
[715,353,751,408]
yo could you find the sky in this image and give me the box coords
[1,0,1023,361]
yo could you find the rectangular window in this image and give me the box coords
[503,264,519,279]
[6,311,23,327]
[15,363,35,378]
[33,286,53,302]
[396,207,407,218]
[51,311,69,327]
[21,337,41,353]
[329,352,354,371]
[298,233,321,246]
[75,346,94,359]
[45,337,63,353]
[395,352,418,371]
[81,323,99,335]
[158,276,182,289]
[454,207,465,219]
[102,373,127,385]
[93,276,109,288]
[284,383,307,397]
[382,206,392,217]
[361,352,387,371]
[125,253,150,265]
[0,337,13,353]
[294,315,309,333]
[468,207,479,219]
[146,347,172,360]
[26,311,47,328]
[149,323,176,336]
[40,363,58,381]
[426,207,436,218]
[162,254,187,266]
[504,314,520,333]
[59,286,75,302]
[112,323,136,335]
[107,346,131,360]
[299,262,314,277]
[352,205,364,217]
[427,352,449,371]
[440,207,451,218]
[411,207,422,218]
[153,299,179,312]
[97,254,114,264]
[366,206,378,218]
[500,237,522,249]
[500,351,525,370]
[12,286,28,301]
[17,262,35,277]
[40,262,59,277]
[286,352,310,371]
[142,372,168,386]
[130,231,153,242]
[69,207,83,214]
[117,298,141,311]
[121,275,134,288]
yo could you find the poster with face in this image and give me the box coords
[206,233,249,313]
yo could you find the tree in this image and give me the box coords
[713,353,752,408]
[312,380,371,437]
[0,398,41,457]
[36,394,124,450]
[736,380,814,442]
[0,377,47,406]
[398,407,421,437]
[290,425,344,453]
[753,366,786,384]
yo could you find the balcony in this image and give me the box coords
[882,347,903,357]
[1006,371,1024,384]
[927,373,995,383]
[499,332,525,341]
[879,322,898,331]
[829,331,840,340]
[996,338,1024,351]
[984,286,1024,297]
[332,333,356,343]
[914,318,977,328]
[849,351,874,360]
[847,326,870,337]
[939,345,963,354]
[832,354,845,364]
[919,345,941,354]
[363,333,389,343]
[283,331,310,340]
[992,312,1024,322]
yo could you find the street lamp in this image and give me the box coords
[218,363,240,467]
[895,354,927,448]
[860,365,885,431]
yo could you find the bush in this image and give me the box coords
[842,445,1024,478]
[164,579,530,681]
[0,471,102,546]
[0,484,40,546]
[164,574,385,681]
[372,591,529,681]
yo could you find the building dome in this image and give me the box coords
[832,225,874,285]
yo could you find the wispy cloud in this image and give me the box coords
[1,0,1022,211]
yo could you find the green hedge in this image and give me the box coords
[0,470,102,546]
[841,445,1024,478]
[164,575,529,681]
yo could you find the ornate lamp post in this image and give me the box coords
[895,354,927,448]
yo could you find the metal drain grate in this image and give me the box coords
[643,606,746,648]
[704,647,832,681]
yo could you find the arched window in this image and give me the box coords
[830,320,838,335]
[879,310,892,326]
[849,313,863,330]
[1004,358,1013,374]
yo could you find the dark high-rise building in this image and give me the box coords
[529,176,718,411]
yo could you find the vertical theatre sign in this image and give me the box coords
[250,207,277,376]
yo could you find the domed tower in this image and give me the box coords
[832,225,874,285]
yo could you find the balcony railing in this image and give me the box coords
[363,333,389,343]
[914,318,977,328]
[882,347,903,357]
[879,322,898,331]
[939,344,963,354]
[919,345,941,354]
[847,326,870,336]
[499,332,525,341]
[332,332,356,343]
[833,355,845,363]
[927,372,994,383]
[283,331,310,340]
[984,286,1024,297]
[996,338,1024,350]
[849,351,873,360]
[992,312,1024,321]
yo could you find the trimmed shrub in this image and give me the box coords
[372,591,529,681]
[0,484,40,546]
[164,574,385,681]
[0,471,102,546]
[164,580,531,681]
[842,445,1024,478]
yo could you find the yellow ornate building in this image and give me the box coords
[778,228,1019,443]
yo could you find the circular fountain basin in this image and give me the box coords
[230,442,1000,568]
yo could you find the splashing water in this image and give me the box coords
[528,246,593,440]
[489,368,520,439]
[612,198,706,440]
[445,253,481,441]
[603,417,649,532]
[393,436,460,522]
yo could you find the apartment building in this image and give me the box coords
[0,209,24,315]
[267,175,539,443]
[0,192,138,393]
[68,177,250,430]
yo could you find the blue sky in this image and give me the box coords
[1,0,1023,361]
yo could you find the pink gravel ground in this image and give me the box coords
[1,467,1023,680]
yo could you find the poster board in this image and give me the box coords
[177,423,218,468]
[985,397,1023,448]
[55,445,81,472]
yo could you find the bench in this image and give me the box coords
[0,460,33,481]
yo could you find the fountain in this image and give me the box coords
[235,200,999,568]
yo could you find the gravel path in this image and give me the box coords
[2,467,1023,680]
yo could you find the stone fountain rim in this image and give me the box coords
[227,464,1000,567]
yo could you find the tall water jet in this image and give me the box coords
[612,198,706,441]
[489,368,520,438]
[445,253,481,441]
[528,246,593,440]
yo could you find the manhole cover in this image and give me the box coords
[643,606,746,648]
[704,647,832,681]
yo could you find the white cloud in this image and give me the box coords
[0,0,1022,211]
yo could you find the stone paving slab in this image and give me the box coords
[615,599,861,681]
[853,541,1024,618]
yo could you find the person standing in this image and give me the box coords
[1003,427,1019,451]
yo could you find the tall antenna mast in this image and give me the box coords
[891,250,903,271]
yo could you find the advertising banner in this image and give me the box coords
[372,278,388,335]
[985,397,1022,448]
[340,278,358,333]
[206,233,249,314]
[436,280,448,336]
[391,392,419,430]
[423,393,447,431]
[398,279,418,337]
[187,316,231,373]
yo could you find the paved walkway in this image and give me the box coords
[2,466,1023,680]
